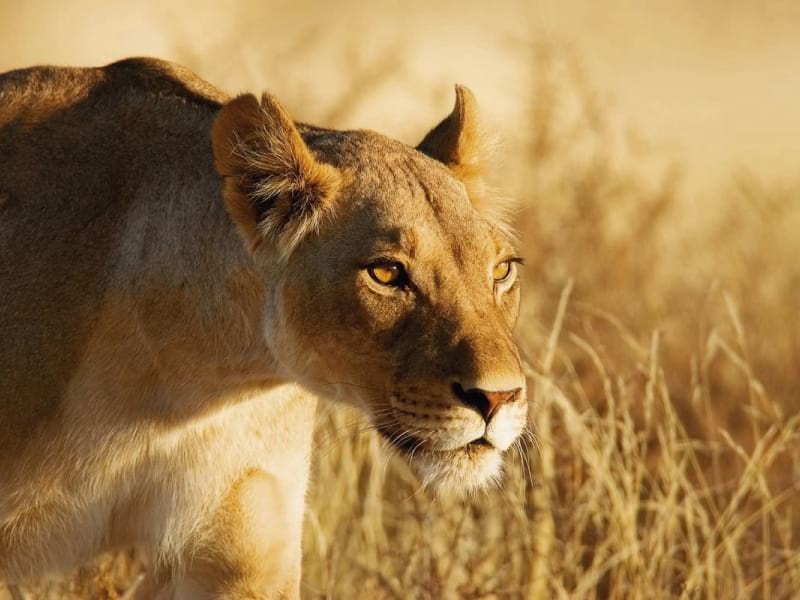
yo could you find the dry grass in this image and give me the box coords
[3,4,800,598]
[297,49,800,596]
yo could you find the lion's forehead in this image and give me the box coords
[307,129,466,200]
[305,129,509,278]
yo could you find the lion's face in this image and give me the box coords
[213,87,527,494]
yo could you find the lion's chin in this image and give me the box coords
[409,444,504,498]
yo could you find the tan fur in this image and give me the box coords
[0,58,527,597]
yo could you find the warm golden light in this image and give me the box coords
[2,1,798,597]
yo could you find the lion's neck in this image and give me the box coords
[116,168,288,417]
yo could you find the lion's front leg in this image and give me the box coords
[161,470,303,600]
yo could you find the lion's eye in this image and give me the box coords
[493,260,512,282]
[368,262,406,286]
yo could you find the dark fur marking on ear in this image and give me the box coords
[212,93,341,256]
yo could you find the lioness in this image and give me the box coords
[0,58,527,598]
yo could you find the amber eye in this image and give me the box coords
[493,260,513,282]
[368,262,406,286]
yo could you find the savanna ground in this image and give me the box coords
[2,1,799,598]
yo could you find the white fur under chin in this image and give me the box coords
[413,447,504,498]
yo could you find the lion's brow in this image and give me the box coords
[410,166,439,211]
[374,227,419,258]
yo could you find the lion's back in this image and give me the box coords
[0,58,227,452]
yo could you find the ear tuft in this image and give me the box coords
[212,92,341,256]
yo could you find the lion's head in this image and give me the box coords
[211,87,527,495]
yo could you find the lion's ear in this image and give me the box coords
[417,85,492,202]
[212,93,341,255]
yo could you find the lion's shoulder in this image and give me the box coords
[0,60,231,449]
[101,57,229,107]
[0,57,227,126]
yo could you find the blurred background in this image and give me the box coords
[2,1,799,598]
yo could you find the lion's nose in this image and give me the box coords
[452,383,521,423]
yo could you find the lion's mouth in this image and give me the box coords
[466,437,494,449]
[378,426,495,456]
[375,424,505,495]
